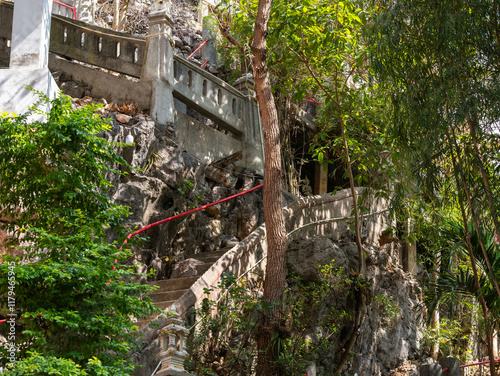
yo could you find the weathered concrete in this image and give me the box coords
[0,68,59,115]
[173,56,246,136]
[50,15,146,77]
[175,111,242,164]
[49,54,152,109]
[233,75,265,175]
[0,0,58,117]
[201,16,217,66]
[156,308,193,376]
[10,0,52,68]
[143,7,175,124]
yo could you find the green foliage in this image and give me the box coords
[374,294,401,325]
[0,92,160,375]
[421,317,473,363]
[424,221,500,321]
[3,351,87,376]
[1,351,114,376]
[370,0,500,225]
[186,273,258,376]
[213,0,393,197]
[177,178,207,208]
[186,263,365,376]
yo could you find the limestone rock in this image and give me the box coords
[173,35,183,48]
[115,113,131,124]
[182,35,192,46]
[287,237,351,282]
[170,258,204,279]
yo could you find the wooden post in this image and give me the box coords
[314,161,328,195]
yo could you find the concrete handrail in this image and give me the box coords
[0,1,259,145]
[136,188,391,350]
[0,1,146,77]
[173,55,249,136]
[50,15,146,77]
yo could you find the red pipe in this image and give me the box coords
[201,59,209,69]
[53,0,77,20]
[442,358,500,372]
[460,358,500,368]
[187,39,209,60]
[304,96,322,105]
[106,183,263,284]
[119,183,264,248]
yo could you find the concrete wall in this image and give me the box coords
[175,110,242,164]
[0,0,59,118]
[49,53,152,109]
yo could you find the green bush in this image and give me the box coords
[0,92,160,375]
[186,263,363,376]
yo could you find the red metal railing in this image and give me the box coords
[442,358,500,372]
[187,39,209,61]
[122,183,263,244]
[105,183,263,284]
[53,0,77,20]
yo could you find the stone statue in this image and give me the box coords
[301,176,313,196]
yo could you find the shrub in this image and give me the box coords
[0,92,160,375]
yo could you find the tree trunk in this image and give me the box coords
[117,0,129,32]
[112,0,120,31]
[252,0,287,375]
[430,267,440,360]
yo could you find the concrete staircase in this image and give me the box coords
[135,249,228,329]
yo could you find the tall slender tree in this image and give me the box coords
[252,0,288,374]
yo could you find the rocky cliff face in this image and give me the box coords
[98,107,264,282]
[288,235,423,376]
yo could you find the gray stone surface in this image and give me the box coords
[49,54,152,110]
[201,16,218,65]
[420,363,442,376]
[74,0,94,23]
[287,237,354,282]
[439,357,459,376]
[170,258,204,279]
[174,110,242,165]
[0,68,58,118]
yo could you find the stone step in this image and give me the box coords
[149,276,199,291]
[136,249,230,329]
[149,289,188,303]
[195,262,212,275]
